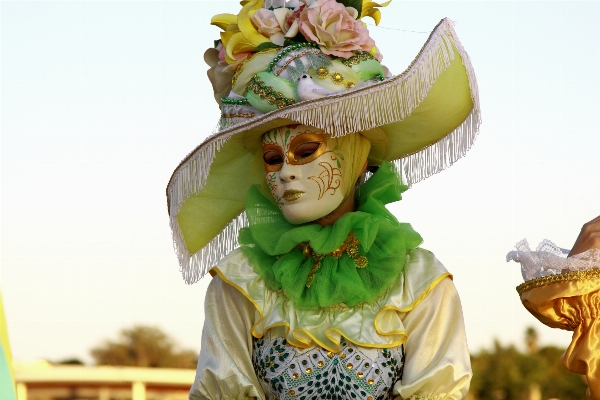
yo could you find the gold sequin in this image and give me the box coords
[317,67,328,77]
[302,246,312,259]
[292,373,299,379]
[288,390,296,395]
[368,379,375,385]
[357,371,364,378]
[340,353,346,359]
[367,397,373,400]
[327,351,334,359]
[306,368,312,374]
[317,361,324,367]
[347,363,353,370]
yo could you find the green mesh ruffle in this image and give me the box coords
[238,162,423,310]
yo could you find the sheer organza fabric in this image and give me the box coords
[238,162,423,309]
[507,239,600,281]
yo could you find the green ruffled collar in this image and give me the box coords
[238,162,422,310]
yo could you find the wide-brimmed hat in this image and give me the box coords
[167,2,480,284]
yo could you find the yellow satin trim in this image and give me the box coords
[211,254,450,353]
[520,270,600,400]
[374,272,452,336]
[211,267,264,320]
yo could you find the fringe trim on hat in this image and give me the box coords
[167,18,480,283]
[171,211,249,284]
[396,20,480,186]
[167,135,246,284]
[397,107,480,186]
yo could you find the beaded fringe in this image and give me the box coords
[167,18,480,283]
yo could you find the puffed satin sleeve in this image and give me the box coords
[394,277,472,400]
[189,276,265,400]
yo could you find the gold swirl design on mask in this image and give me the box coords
[295,231,368,288]
[308,156,341,200]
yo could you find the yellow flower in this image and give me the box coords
[361,0,391,25]
[211,0,271,66]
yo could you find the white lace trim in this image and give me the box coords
[506,239,600,281]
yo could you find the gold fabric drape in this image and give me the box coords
[518,269,600,400]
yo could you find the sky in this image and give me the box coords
[2,0,600,364]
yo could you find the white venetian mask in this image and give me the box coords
[262,125,346,224]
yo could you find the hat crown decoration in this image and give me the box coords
[207,0,389,117]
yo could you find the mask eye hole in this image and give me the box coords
[294,142,320,161]
[263,150,283,166]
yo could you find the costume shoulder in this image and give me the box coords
[211,247,452,351]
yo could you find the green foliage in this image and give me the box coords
[90,325,197,369]
[257,42,281,52]
[337,0,362,16]
[54,357,84,365]
[470,338,588,400]
[283,35,308,46]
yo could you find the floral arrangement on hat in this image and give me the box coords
[211,0,389,72]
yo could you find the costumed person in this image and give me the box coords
[507,215,600,400]
[166,1,481,399]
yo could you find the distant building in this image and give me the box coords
[14,360,195,400]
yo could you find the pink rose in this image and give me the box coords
[250,9,285,46]
[298,0,379,60]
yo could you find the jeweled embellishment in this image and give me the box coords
[315,66,355,88]
[341,51,377,67]
[316,67,328,77]
[253,337,405,399]
[246,74,296,108]
[294,230,369,288]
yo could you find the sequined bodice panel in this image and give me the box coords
[252,336,404,400]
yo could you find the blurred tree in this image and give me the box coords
[524,326,539,354]
[90,325,197,369]
[469,328,588,400]
[55,358,84,365]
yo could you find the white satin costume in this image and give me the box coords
[190,247,471,400]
